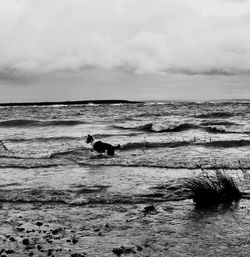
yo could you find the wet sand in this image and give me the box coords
[0,201,250,257]
[0,166,250,256]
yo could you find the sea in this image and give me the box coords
[0,100,249,203]
[0,100,249,256]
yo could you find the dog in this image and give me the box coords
[86,134,120,156]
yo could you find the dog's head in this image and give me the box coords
[86,134,94,144]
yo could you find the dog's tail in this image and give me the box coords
[114,144,121,150]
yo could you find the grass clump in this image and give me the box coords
[185,169,242,206]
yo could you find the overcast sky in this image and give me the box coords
[0,0,250,102]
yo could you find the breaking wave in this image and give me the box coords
[6,136,82,143]
[206,139,250,148]
[195,112,235,119]
[200,121,237,126]
[111,123,239,134]
[112,123,153,132]
[120,139,250,150]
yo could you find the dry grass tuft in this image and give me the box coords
[185,169,242,206]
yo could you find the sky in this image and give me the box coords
[0,0,250,102]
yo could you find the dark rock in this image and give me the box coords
[36,222,43,227]
[37,245,42,251]
[28,253,34,257]
[51,228,62,235]
[9,237,16,242]
[5,250,15,254]
[47,249,53,256]
[112,245,136,255]
[143,205,156,214]
[112,247,124,256]
[123,247,136,254]
[22,238,29,246]
[71,254,86,257]
[72,238,78,244]
[136,246,143,251]
[16,227,25,232]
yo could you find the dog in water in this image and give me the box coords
[86,134,120,156]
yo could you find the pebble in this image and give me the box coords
[112,245,136,256]
[136,246,143,251]
[17,227,25,232]
[36,221,43,226]
[5,250,15,254]
[143,205,156,214]
[47,249,53,256]
[22,238,29,246]
[71,254,86,257]
[9,237,16,242]
[72,238,78,244]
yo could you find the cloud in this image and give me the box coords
[0,0,250,80]
[223,0,249,3]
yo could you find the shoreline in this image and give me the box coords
[0,98,249,107]
[0,100,143,107]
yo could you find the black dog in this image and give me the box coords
[86,134,120,156]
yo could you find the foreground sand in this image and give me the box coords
[1,200,250,256]
[0,166,250,256]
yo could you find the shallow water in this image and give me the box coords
[0,101,249,256]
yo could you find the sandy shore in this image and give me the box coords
[1,200,250,256]
[0,166,250,256]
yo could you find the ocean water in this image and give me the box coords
[0,101,249,204]
[0,101,250,256]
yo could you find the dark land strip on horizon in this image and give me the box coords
[0,100,143,107]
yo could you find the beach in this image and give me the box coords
[0,101,249,256]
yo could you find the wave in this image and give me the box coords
[0,187,184,205]
[205,139,250,148]
[203,126,230,134]
[119,139,250,151]
[0,163,59,169]
[120,141,189,150]
[5,132,140,143]
[112,123,237,134]
[200,121,237,126]
[133,112,168,118]
[0,119,86,127]
[112,123,153,132]
[195,112,235,119]
[6,136,82,143]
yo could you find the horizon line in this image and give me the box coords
[0,98,249,106]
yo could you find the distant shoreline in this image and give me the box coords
[0,99,249,106]
[0,100,143,107]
